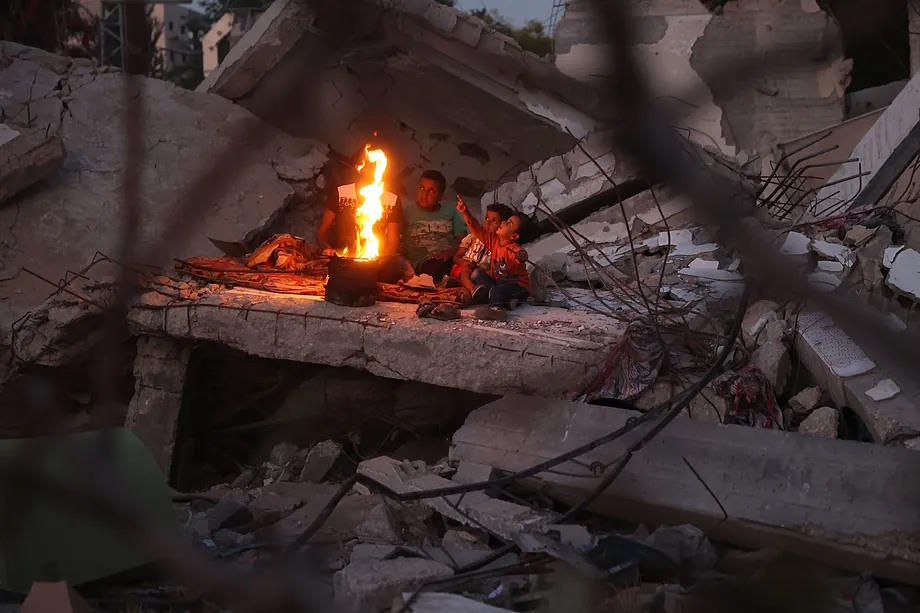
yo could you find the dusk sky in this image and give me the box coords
[454,0,556,27]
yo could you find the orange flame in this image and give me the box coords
[351,145,388,260]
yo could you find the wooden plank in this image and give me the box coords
[449,395,920,585]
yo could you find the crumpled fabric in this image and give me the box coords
[246,233,317,271]
[712,366,783,429]
[584,317,666,402]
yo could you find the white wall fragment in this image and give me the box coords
[810,240,855,267]
[781,232,810,255]
[885,248,920,301]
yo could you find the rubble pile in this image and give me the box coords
[166,433,920,613]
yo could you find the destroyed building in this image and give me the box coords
[2,0,920,611]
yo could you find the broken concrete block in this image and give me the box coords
[816,260,844,273]
[354,503,400,544]
[885,248,920,301]
[845,225,876,246]
[808,271,843,292]
[793,311,875,406]
[865,379,901,401]
[358,456,550,540]
[442,529,488,551]
[0,125,64,203]
[206,497,253,532]
[751,340,791,394]
[780,232,810,255]
[299,439,343,483]
[742,300,780,343]
[811,240,855,267]
[248,482,334,526]
[758,319,788,346]
[789,387,822,417]
[686,391,726,423]
[647,525,717,573]
[270,442,300,467]
[535,155,568,185]
[798,406,839,438]
[333,557,453,611]
[452,461,492,484]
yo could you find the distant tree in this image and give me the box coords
[435,0,457,5]
[469,9,553,57]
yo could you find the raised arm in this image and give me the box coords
[455,196,488,244]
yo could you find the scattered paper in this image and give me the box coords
[885,248,920,301]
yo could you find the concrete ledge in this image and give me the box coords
[127,287,622,398]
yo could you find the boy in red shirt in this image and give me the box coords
[456,196,530,307]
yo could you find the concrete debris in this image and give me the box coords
[392,592,512,613]
[865,379,901,402]
[0,124,64,204]
[299,440,343,483]
[810,240,855,268]
[0,42,327,333]
[741,300,780,344]
[646,525,717,573]
[358,456,551,540]
[808,271,843,292]
[452,395,920,584]
[885,248,920,301]
[845,225,877,247]
[780,232,811,255]
[883,246,906,269]
[355,503,401,545]
[789,387,823,417]
[798,406,839,438]
[206,496,253,532]
[452,461,492,485]
[815,67,920,217]
[334,557,454,611]
[816,260,844,273]
[751,340,791,394]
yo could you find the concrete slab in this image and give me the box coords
[127,286,623,398]
[451,395,920,585]
[794,311,920,444]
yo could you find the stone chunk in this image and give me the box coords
[647,524,717,572]
[206,497,253,532]
[845,225,876,246]
[751,340,791,393]
[354,503,400,544]
[0,125,64,203]
[798,406,839,438]
[788,387,822,417]
[333,557,453,611]
[299,440,343,483]
[742,300,780,343]
[885,248,920,301]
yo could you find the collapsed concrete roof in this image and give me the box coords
[0,41,327,333]
[197,0,608,203]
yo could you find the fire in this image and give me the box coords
[351,145,388,260]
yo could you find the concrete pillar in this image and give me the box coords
[125,336,191,477]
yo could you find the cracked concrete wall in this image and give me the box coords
[0,42,327,333]
[207,0,596,216]
[554,0,847,157]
